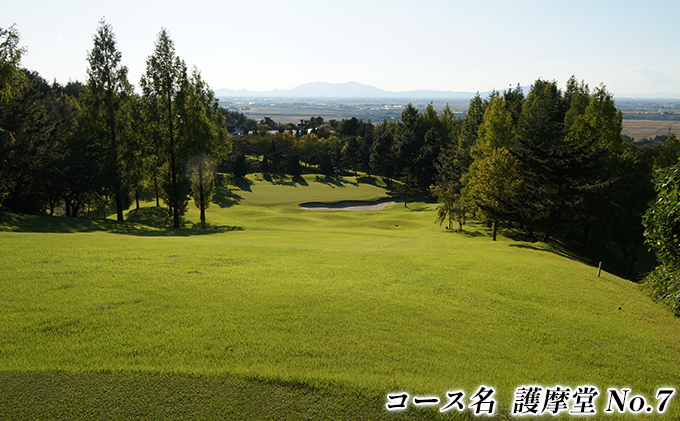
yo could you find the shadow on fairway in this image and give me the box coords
[108,222,244,237]
[213,186,243,208]
[262,173,297,186]
[509,242,591,265]
[260,172,313,187]
[356,176,392,188]
[0,371,413,421]
[313,175,358,188]
[232,177,253,192]
[356,176,379,186]
[0,210,243,237]
[123,207,244,236]
[460,228,486,238]
[291,175,308,186]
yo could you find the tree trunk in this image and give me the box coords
[63,195,71,217]
[492,218,498,241]
[109,90,124,222]
[115,177,124,221]
[154,175,160,207]
[199,163,206,224]
[629,250,637,276]
[168,91,179,228]
[542,224,553,243]
[10,180,22,213]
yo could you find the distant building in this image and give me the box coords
[226,125,243,138]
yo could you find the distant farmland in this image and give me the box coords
[221,98,679,141]
[218,98,468,124]
[622,119,680,141]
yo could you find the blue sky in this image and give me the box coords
[4,0,680,96]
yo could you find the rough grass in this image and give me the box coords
[1,174,679,420]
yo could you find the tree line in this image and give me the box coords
[227,78,679,278]
[2,22,680,309]
[0,21,229,227]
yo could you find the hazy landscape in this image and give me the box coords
[217,81,680,140]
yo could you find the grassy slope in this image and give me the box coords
[1,174,679,420]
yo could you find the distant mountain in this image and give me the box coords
[215,81,478,99]
[616,93,680,100]
[215,82,680,101]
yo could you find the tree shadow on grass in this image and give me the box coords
[291,175,308,186]
[114,207,245,236]
[189,223,244,232]
[0,210,243,237]
[356,176,379,186]
[260,172,299,187]
[508,242,595,268]
[232,176,253,192]
[108,222,244,237]
[460,229,486,238]
[313,175,358,188]
[213,186,244,208]
[357,175,390,188]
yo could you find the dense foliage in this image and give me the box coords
[643,157,680,314]
[0,24,229,226]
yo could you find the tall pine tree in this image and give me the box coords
[84,18,132,221]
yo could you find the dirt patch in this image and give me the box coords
[300,197,403,211]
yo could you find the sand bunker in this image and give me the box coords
[300,197,403,211]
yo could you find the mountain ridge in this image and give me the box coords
[215,81,479,99]
[215,81,680,100]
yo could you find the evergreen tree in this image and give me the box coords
[288,154,302,176]
[320,153,334,176]
[394,127,418,182]
[513,79,607,243]
[414,128,440,188]
[233,154,247,178]
[473,92,515,159]
[261,155,270,174]
[0,72,79,214]
[438,103,459,150]
[369,126,395,180]
[187,153,215,224]
[140,28,189,228]
[458,93,486,151]
[178,68,229,224]
[84,18,132,221]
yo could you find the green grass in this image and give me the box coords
[1,174,679,420]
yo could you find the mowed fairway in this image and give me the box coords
[1,174,679,420]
